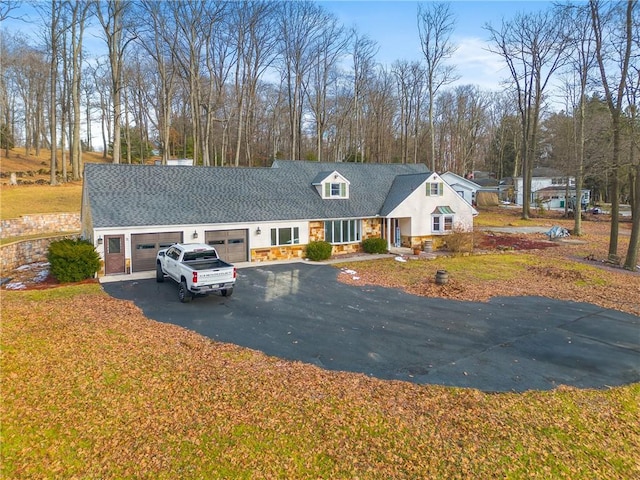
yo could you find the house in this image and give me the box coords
[512,168,590,210]
[81,161,477,276]
[440,171,483,205]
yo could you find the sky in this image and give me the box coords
[4,1,557,93]
[318,0,554,91]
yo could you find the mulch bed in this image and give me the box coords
[476,232,558,251]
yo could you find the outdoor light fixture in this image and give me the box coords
[97,236,103,245]
[256,227,262,235]
[192,230,198,239]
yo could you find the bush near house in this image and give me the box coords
[305,241,332,261]
[361,237,388,254]
[47,239,101,282]
[446,228,475,254]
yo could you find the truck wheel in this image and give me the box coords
[221,288,233,297]
[156,263,164,282]
[178,281,192,303]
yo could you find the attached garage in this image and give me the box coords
[131,232,183,272]
[205,229,248,263]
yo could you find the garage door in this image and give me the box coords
[205,229,248,263]
[131,232,183,272]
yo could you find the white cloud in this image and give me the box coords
[449,35,511,92]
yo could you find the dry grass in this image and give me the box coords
[1,164,638,478]
[341,208,639,316]
[0,147,108,219]
[2,285,638,479]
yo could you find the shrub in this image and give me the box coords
[48,239,101,283]
[305,241,333,261]
[362,237,388,254]
[445,228,474,254]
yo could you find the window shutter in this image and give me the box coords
[439,183,444,196]
[340,183,346,197]
[324,182,330,197]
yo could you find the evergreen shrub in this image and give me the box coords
[48,239,101,283]
[362,237,388,254]
[305,241,333,261]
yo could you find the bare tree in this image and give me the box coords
[305,11,349,162]
[0,0,22,22]
[350,31,378,163]
[589,0,637,262]
[230,1,278,166]
[556,2,598,236]
[486,10,569,219]
[43,0,64,183]
[393,60,426,164]
[417,2,458,171]
[68,0,88,179]
[94,0,135,164]
[276,0,327,160]
[437,85,488,175]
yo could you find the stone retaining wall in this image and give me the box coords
[1,213,80,239]
[0,235,78,273]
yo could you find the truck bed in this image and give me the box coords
[183,259,232,271]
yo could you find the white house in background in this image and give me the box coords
[513,168,590,210]
[440,172,483,205]
[81,161,478,277]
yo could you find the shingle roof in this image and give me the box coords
[84,161,429,228]
[379,173,432,216]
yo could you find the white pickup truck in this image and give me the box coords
[156,243,236,303]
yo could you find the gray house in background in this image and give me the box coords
[81,161,477,276]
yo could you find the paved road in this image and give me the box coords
[102,263,640,392]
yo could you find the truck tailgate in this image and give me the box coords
[194,268,234,285]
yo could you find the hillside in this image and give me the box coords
[0,148,109,185]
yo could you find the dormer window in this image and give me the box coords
[327,182,346,198]
[312,170,350,199]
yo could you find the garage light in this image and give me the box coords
[97,236,103,245]
[256,227,261,235]
[192,230,198,239]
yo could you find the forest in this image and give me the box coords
[0,0,638,269]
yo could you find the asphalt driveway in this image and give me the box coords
[102,263,640,392]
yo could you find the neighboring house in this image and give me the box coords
[82,161,477,276]
[512,168,590,209]
[153,159,194,166]
[440,171,483,205]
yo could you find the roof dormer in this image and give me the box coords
[311,170,350,199]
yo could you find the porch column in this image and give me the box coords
[386,217,391,251]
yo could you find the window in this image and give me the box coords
[324,182,347,198]
[427,182,443,196]
[432,215,454,232]
[324,219,361,244]
[270,227,300,246]
[107,237,121,254]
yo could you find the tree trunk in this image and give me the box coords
[624,166,640,270]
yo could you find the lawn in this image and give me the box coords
[1,156,638,478]
[2,285,638,479]
[1,182,84,219]
[0,147,106,219]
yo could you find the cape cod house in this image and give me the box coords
[81,161,477,276]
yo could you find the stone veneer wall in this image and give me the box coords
[1,213,80,239]
[251,218,385,261]
[0,235,78,273]
[252,245,306,262]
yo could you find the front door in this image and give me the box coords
[104,235,125,274]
